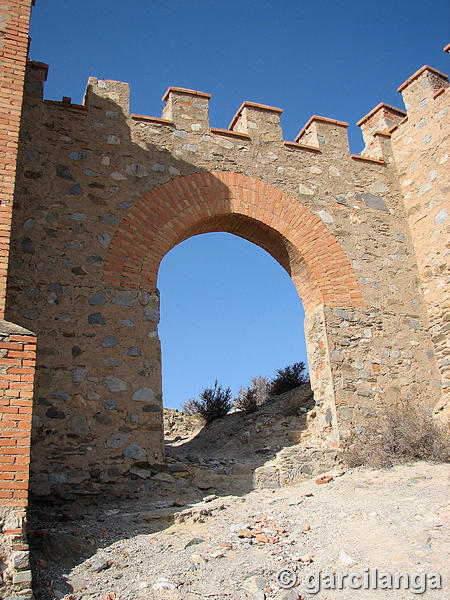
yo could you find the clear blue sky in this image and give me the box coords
[29,1,449,408]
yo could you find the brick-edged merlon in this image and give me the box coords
[295,116,349,154]
[357,103,406,158]
[229,101,283,141]
[398,65,449,110]
[162,87,211,130]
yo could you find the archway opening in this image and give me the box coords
[104,171,365,456]
[158,231,308,409]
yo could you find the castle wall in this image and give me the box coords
[3,60,442,502]
[358,62,449,418]
[392,68,449,417]
[0,2,446,593]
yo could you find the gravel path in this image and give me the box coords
[30,461,449,599]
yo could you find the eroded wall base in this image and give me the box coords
[0,506,31,597]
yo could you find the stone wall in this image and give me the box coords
[358,59,449,417]
[3,52,444,501]
[393,67,449,417]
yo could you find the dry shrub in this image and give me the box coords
[233,375,269,414]
[269,362,309,396]
[181,380,232,424]
[342,402,450,468]
[251,375,270,405]
[234,387,258,414]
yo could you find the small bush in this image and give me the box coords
[250,375,270,405]
[181,380,232,424]
[234,387,258,414]
[342,402,450,469]
[269,361,309,396]
[233,375,269,413]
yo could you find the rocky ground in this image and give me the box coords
[27,388,449,599]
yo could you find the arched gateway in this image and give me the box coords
[0,63,442,504]
[2,64,444,500]
[102,170,366,456]
[0,3,448,594]
[0,27,445,513]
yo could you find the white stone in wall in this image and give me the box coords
[317,210,333,224]
[298,183,314,195]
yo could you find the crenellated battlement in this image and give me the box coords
[357,62,449,161]
[21,62,371,168]
[25,53,448,174]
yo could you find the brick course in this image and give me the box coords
[104,172,364,313]
[0,322,36,594]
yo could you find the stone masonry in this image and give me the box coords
[0,1,448,595]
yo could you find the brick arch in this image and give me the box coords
[104,171,364,313]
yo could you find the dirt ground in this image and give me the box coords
[28,391,449,599]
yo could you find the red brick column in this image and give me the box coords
[0,0,34,317]
[0,4,36,591]
[0,322,35,593]
[0,327,35,507]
